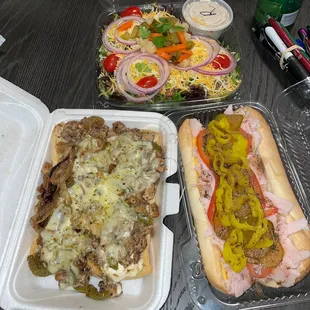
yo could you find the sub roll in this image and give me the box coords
[178,106,310,297]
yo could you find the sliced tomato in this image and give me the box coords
[264,207,278,217]
[211,54,231,69]
[120,6,142,17]
[104,54,119,72]
[249,168,267,209]
[247,264,273,279]
[239,128,252,155]
[196,129,218,223]
[136,76,158,88]
[197,129,211,169]
[207,175,219,225]
[239,128,269,212]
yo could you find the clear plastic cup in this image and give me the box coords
[182,0,233,39]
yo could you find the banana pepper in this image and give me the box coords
[223,229,247,273]
[205,114,274,272]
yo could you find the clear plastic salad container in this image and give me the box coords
[94,0,247,111]
[165,83,310,309]
[0,77,180,310]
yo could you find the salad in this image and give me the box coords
[97,4,241,104]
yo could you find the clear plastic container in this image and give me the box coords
[94,0,247,111]
[0,77,180,310]
[272,77,310,208]
[166,93,310,309]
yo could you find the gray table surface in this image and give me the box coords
[1,0,310,309]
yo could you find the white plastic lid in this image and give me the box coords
[0,78,179,310]
[0,77,49,269]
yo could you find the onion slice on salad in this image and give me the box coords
[102,16,144,54]
[115,53,166,102]
[169,37,214,71]
[125,53,170,94]
[197,36,220,62]
[195,47,237,76]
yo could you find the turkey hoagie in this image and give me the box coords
[179,106,310,297]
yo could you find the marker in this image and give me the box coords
[265,26,309,81]
[268,16,310,61]
[296,38,306,50]
[252,23,281,62]
[268,17,310,73]
[298,28,310,56]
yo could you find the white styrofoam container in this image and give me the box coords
[0,77,180,310]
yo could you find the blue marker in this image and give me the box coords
[296,38,306,50]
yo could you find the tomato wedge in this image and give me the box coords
[120,6,142,17]
[104,54,119,72]
[136,76,158,88]
[249,169,267,209]
[247,264,273,279]
[211,54,231,69]
[196,129,218,224]
[239,128,268,210]
[197,129,211,168]
[239,128,252,155]
[264,207,278,217]
[207,175,219,225]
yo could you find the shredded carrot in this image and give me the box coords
[180,50,193,55]
[157,51,171,61]
[117,21,134,32]
[177,31,187,45]
[178,53,191,62]
[148,33,162,41]
[156,43,187,54]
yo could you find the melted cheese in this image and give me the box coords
[40,132,160,285]
[41,205,90,275]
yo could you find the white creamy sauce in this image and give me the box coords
[40,132,160,286]
[184,0,230,30]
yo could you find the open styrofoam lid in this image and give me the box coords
[0,77,49,270]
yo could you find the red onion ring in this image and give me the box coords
[126,53,170,94]
[115,53,160,103]
[115,52,146,95]
[119,58,145,95]
[169,37,214,71]
[102,16,144,54]
[195,47,237,76]
[196,36,220,62]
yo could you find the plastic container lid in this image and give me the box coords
[0,77,180,310]
[182,0,233,39]
[0,78,49,268]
